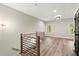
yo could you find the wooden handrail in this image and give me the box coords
[20,33,23,56]
[22,33,36,35]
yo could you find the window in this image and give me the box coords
[68,23,74,35]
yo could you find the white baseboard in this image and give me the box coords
[45,34,74,40]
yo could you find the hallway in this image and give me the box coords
[0,3,77,56]
[40,37,75,56]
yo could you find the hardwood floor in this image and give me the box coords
[40,37,76,56]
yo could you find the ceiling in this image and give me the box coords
[3,3,79,21]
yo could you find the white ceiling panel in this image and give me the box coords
[3,3,78,21]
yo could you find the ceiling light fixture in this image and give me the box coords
[54,15,62,20]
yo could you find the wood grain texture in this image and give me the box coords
[40,37,75,56]
[20,33,40,56]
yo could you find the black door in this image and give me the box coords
[74,9,79,55]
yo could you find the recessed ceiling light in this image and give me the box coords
[53,10,57,13]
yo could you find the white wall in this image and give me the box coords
[45,18,74,39]
[0,4,45,56]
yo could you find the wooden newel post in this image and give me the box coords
[20,33,23,56]
[37,36,40,56]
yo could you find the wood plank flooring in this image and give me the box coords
[40,37,76,56]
